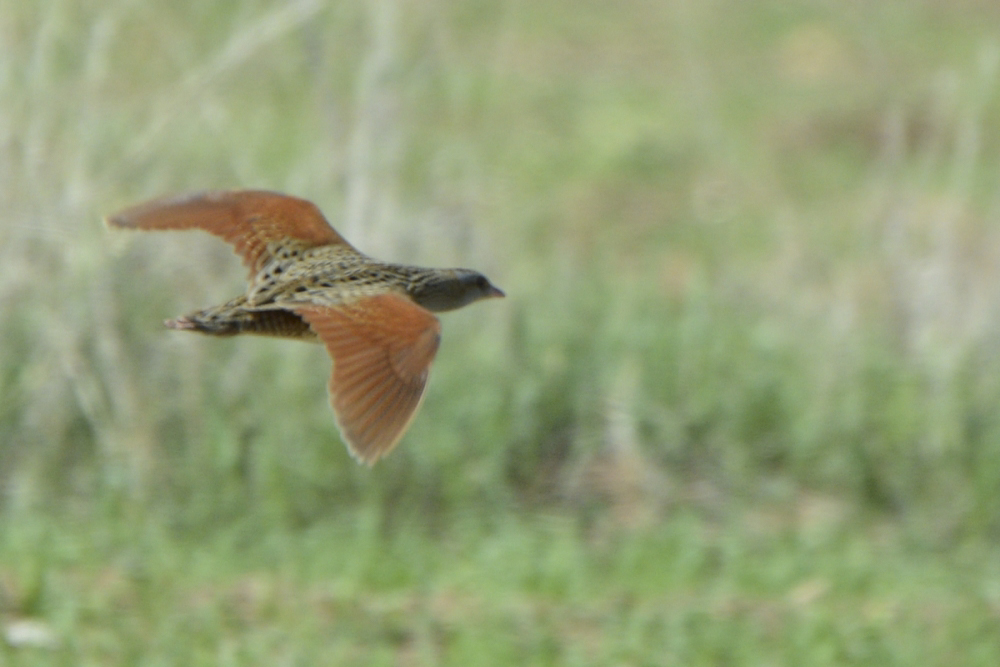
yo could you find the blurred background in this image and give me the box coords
[2,0,1000,663]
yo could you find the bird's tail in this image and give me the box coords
[166,297,316,340]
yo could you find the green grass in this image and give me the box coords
[3,0,1000,663]
[2,506,999,665]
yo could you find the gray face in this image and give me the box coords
[410,269,505,312]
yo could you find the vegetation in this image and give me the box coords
[2,0,1000,663]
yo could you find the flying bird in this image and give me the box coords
[106,190,504,464]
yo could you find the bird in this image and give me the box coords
[106,189,504,465]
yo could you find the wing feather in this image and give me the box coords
[106,190,354,274]
[295,294,441,464]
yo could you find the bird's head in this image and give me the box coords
[409,268,505,312]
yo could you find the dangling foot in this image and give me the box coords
[165,316,195,330]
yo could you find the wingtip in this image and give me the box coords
[348,446,381,467]
[339,417,404,466]
[105,205,145,230]
[340,423,391,466]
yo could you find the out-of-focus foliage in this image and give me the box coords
[2,0,1000,663]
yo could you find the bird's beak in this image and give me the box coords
[488,285,505,299]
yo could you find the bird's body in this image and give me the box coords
[172,242,492,337]
[106,190,503,464]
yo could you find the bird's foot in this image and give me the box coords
[164,316,196,330]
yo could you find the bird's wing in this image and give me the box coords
[105,190,354,274]
[294,294,441,465]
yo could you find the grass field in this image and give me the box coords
[2,0,1000,664]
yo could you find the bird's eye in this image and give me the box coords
[476,275,488,289]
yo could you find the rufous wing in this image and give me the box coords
[105,190,354,273]
[295,294,442,465]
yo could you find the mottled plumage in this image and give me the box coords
[106,190,504,464]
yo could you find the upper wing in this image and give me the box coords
[295,294,441,465]
[105,190,354,274]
